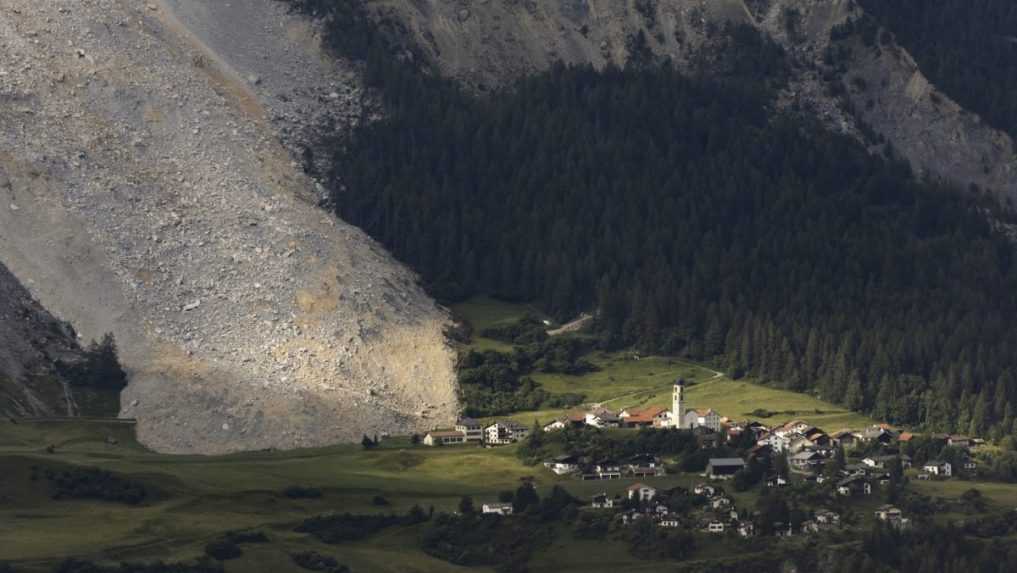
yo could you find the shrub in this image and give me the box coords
[283,486,323,499]
[204,540,242,561]
[290,551,350,573]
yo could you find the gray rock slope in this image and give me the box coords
[0,0,457,454]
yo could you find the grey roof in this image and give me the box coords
[457,417,482,427]
[708,458,746,467]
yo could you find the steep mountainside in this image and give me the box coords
[0,263,96,418]
[0,0,457,454]
[363,0,1016,200]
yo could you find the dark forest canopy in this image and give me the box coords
[291,2,1017,440]
[857,0,1017,140]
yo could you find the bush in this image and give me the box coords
[221,530,269,545]
[283,486,323,499]
[290,551,350,573]
[372,495,390,506]
[204,540,242,561]
[40,466,149,505]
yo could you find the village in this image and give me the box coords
[421,378,983,537]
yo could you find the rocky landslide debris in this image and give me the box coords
[0,0,457,454]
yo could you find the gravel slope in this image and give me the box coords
[0,0,457,454]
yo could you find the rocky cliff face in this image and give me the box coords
[0,0,458,454]
[367,0,1017,201]
[0,263,95,418]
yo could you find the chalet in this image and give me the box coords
[711,496,732,509]
[619,406,670,428]
[658,518,682,528]
[698,433,723,450]
[758,432,792,453]
[590,493,615,509]
[804,428,831,447]
[874,505,909,529]
[586,408,621,428]
[684,409,722,432]
[837,475,872,496]
[544,454,580,476]
[423,430,466,446]
[482,503,514,516]
[790,450,824,470]
[582,460,623,480]
[775,420,812,437]
[831,430,859,448]
[748,443,774,462]
[706,458,746,479]
[455,418,484,442]
[923,460,952,477]
[860,426,897,445]
[963,459,978,471]
[627,483,658,502]
[484,421,529,445]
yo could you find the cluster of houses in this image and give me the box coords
[588,482,759,537]
[543,453,668,480]
[422,418,530,447]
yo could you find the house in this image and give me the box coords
[455,418,484,442]
[923,460,952,477]
[775,420,811,437]
[948,435,972,449]
[484,421,529,445]
[544,454,580,476]
[590,493,615,509]
[837,475,872,496]
[862,455,902,469]
[963,459,978,472]
[482,503,514,516]
[815,510,840,526]
[684,408,722,432]
[658,518,682,528]
[804,428,831,447]
[582,460,623,480]
[766,474,788,488]
[874,505,902,522]
[543,418,568,433]
[738,521,756,537]
[619,406,670,428]
[711,496,732,509]
[860,426,897,445]
[586,408,621,428]
[706,458,746,479]
[898,432,916,443]
[790,450,825,470]
[706,521,726,533]
[748,443,774,462]
[423,430,466,446]
[831,430,859,448]
[758,432,792,453]
[627,483,658,502]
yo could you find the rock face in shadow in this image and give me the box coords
[370,0,1016,201]
[0,0,457,454]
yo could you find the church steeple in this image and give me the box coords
[672,377,686,428]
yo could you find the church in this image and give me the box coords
[670,378,722,431]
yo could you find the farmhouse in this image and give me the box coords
[484,421,529,445]
[706,458,746,479]
[423,430,466,446]
[790,450,824,470]
[586,408,621,428]
[831,430,859,448]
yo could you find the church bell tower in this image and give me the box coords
[672,378,686,428]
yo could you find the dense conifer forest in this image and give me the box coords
[285,0,1017,441]
[858,0,1017,139]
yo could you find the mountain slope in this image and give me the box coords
[359,0,1016,201]
[0,0,457,454]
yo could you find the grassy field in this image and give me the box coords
[2,419,735,573]
[450,295,549,352]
